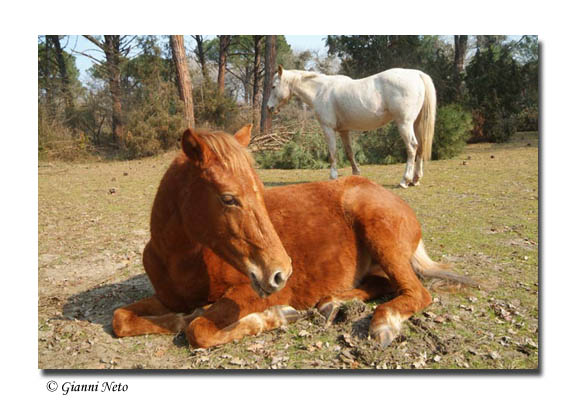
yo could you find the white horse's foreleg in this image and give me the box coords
[322,126,339,179]
[339,131,361,176]
[398,121,418,188]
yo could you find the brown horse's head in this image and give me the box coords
[179,125,292,297]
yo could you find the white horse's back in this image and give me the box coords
[309,69,426,131]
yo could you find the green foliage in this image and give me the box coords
[122,73,186,159]
[81,36,187,159]
[515,106,539,132]
[255,131,366,170]
[194,82,239,130]
[255,132,334,169]
[432,104,473,160]
[123,94,186,159]
[203,35,294,102]
[481,109,518,144]
[355,126,405,165]
[326,35,460,106]
[327,35,425,77]
[38,40,82,99]
[465,42,530,143]
[38,103,93,161]
[255,126,409,170]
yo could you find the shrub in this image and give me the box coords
[255,131,368,170]
[122,85,186,159]
[476,108,517,144]
[38,105,93,161]
[516,106,538,132]
[432,104,473,159]
[194,83,239,131]
[355,125,405,165]
[255,132,332,169]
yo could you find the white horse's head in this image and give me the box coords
[267,66,291,114]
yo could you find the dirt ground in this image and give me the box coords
[38,132,539,370]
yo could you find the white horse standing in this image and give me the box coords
[266,67,437,188]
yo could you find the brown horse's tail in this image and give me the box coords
[411,239,478,286]
[414,72,437,161]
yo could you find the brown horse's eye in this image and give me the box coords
[221,194,239,206]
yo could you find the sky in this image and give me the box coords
[61,35,329,82]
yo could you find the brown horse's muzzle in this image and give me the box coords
[247,259,292,298]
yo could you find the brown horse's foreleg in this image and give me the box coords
[112,295,197,337]
[185,284,298,349]
[316,273,396,325]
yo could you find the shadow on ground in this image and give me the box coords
[61,274,154,335]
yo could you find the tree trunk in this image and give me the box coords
[217,35,231,95]
[243,65,251,105]
[103,35,124,145]
[47,35,74,120]
[252,35,263,130]
[454,35,468,99]
[170,35,195,129]
[260,35,277,135]
[192,35,209,82]
[42,36,56,117]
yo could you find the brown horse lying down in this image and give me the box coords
[113,125,471,349]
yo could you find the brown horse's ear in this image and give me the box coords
[277,65,283,77]
[181,128,213,167]
[233,124,252,148]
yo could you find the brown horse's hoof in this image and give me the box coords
[369,324,398,348]
[317,300,340,327]
[273,305,300,324]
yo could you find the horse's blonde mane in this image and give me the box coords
[195,129,255,174]
[283,69,322,82]
[298,70,321,80]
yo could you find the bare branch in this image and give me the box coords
[119,35,138,54]
[225,67,245,82]
[71,49,105,65]
[83,35,105,50]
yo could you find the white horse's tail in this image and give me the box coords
[415,72,437,161]
[411,239,478,286]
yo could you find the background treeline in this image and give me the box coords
[38,35,538,164]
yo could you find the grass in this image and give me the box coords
[38,131,539,370]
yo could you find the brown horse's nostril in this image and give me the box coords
[272,271,285,288]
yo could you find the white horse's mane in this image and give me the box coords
[284,69,323,80]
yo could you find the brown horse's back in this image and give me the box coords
[263,176,421,310]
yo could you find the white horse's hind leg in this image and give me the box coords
[397,121,418,188]
[413,155,424,186]
[322,126,339,179]
[339,131,361,176]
